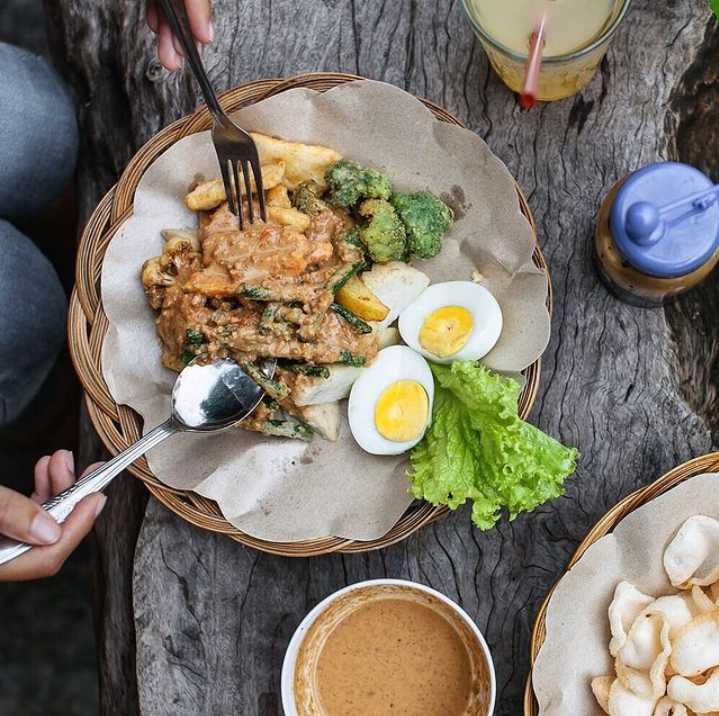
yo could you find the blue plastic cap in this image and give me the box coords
[610,162,719,278]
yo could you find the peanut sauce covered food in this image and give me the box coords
[139,130,577,531]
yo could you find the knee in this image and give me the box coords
[0,44,79,220]
[0,220,66,424]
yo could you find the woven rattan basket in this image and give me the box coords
[68,72,551,557]
[523,451,719,714]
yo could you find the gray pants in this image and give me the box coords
[0,43,78,425]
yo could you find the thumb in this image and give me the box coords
[0,493,105,582]
[0,484,62,545]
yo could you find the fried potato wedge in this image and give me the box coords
[266,184,292,208]
[185,162,286,211]
[267,206,311,232]
[336,275,389,322]
[185,178,226,211]
[250,131,341,190]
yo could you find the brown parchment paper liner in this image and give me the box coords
[100,80,549,542]
[532,473,719,715]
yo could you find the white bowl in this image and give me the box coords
[281,578,496,715]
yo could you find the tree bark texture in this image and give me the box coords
[47,1,719,714]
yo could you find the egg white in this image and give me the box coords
[398,281,503,364]
[347,346,435,456]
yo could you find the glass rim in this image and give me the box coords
[461,0,632,64]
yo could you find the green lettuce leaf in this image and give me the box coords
[409,361,578,529]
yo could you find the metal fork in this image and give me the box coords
[157,0,266,228]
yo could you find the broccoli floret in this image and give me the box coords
[357,199,407,263]
[291,181,329,216]
[325,160,392,208]
[390,191,454,259]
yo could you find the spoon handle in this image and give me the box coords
[0,419,178,567]
[659,183,719,216]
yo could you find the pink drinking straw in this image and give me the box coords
[519,11,548,110]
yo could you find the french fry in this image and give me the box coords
[267,206,311,231]
[250,132,341,190]
[184,162,286,211]
[185,178,226,211]
[266,184,292,208]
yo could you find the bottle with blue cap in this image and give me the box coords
[594,161,719,306]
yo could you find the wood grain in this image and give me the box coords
[47,1,719,714]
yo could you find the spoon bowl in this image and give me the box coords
[172,359,273,431]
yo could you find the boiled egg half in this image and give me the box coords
[398,281,503,364]
[348,345,434,455]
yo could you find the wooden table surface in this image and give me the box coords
[48,1,719,714]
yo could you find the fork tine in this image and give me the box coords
[219,159,237,217]
[231,160,244,230]
[242,160,254,224]
[250,158,267,222]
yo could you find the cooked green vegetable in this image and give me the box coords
[240,286,272,301]
[258,304,279,334]
[711,0,719,20]
[325,160,392,208]
[338,351,366,367]
[292,181,330,215]
[409,361,578,530]
[261,418,314,441]
[181,329,208,366]
[181,350,196,366]
[280,362,330,379]
[240,285,313,303]
[185,328,205,345]
[240,362,289,401]
[390,191,453,259]
[357,199,407,263]
[328,260,365,293]
[330,302,373,334]
[342,227,363,248]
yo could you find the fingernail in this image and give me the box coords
[63,450,75,474]
[30,511,62,545]
[94,494,107,518]
[208,20,214,43]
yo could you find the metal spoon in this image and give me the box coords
[0,359,273,567]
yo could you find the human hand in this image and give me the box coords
[146,0,214,71]
[0,451,106,582]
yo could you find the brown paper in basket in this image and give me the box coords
[100,80,549,542]
[532,473,719,715]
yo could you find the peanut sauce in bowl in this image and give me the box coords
[282,580,495,716]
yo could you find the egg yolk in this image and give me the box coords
[419,306,474,358]
[374,380,429,442]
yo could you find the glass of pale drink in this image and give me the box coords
[462,0,631,102]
